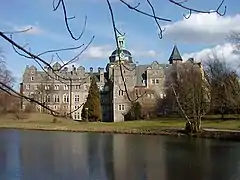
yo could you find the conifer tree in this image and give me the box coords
[81,76,102,122]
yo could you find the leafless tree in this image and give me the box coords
[228,31,240,52]
[167,61,210,132]
[204,52,240,119]
[0,50,17,115]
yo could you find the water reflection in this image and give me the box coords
[0,130,239,180]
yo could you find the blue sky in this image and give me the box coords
[0,0,239,84]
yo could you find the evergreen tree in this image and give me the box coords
[124,102,142,121]
[81,76,102,122]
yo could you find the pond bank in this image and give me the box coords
[0,123,240,141]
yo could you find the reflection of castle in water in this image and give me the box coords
[2,131,240,179]
[112,134,167,180]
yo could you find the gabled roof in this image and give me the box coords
[168,45,182,64]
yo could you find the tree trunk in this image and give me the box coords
[185,118,202,133]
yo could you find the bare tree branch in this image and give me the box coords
[2,27,33,35]
[120,0,226,38]
[52,0,87,41]
[146,0,165,39]
[119,0,171,22]
[169,0,226,18]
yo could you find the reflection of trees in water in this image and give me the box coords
[112,134,166,180]
[87,133,115,180]
[0,130,21,179]
[165,138,240,180]
[19,131,56,179]
[125,135,148,180]
[208,140,240,180]
[102,134,115,180]
[87,133,112,179]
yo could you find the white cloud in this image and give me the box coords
[82,45,113,59]
[82,44,158,59]
[131,49,158,58]
[182,43,240,68]
[164,13,240,44]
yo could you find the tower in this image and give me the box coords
[168,45,183,64]
[109,34,133,63]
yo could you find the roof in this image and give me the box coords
[168,45,182,64]
[111,49,132,57]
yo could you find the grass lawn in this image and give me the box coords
[0,113,184,132]
[0,113,239,133]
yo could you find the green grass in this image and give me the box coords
[202,120,240,130]
[0,113,239,133]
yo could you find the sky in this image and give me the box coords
[0,0,239,85]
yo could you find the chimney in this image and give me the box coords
[90,67,93,73]
[98,67,104,83]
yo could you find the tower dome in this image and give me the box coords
[109,35,133,63]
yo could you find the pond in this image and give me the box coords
[0,129,240,180]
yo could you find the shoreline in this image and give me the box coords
[0,124,240,141]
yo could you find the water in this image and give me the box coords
[0,129,239,180]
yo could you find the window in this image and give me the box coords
[135,89,139,97]
[63,85,69,90]
[35,85,38,90]
[76,85,81,89]
[45,85,50,90]
[31,76,34,81]
[26,84,30,90]
[118,104,125,111]
[118,90,124,96]
[75,95,80,102]
[63,94,69,103]
[156,79,159,84]
[46,95,51,102]
[74,112,80,120]
[54,85,59,90]
[54,95,60,103]
[152,79,155,84]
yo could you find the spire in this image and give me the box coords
[168,45,182,64]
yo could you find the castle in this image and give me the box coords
[21,35,187,122]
